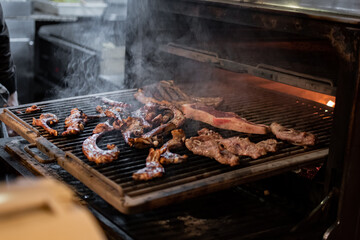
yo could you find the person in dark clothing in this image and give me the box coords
[0,4,18,107]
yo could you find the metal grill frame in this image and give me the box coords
[0,86,332,214]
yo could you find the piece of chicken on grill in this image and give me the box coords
[32,113,59,136]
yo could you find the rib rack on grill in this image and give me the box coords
[134,80,223,107]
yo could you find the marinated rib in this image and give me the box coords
[133,129,187,181]
[32,113,59,136]
[270,122,317,146]
[82,134,120,164]
[98,96,131,109]
[182,103,270,135]
[119,102,160,148]
[132,148,165,181]
[93,121,114,134]
[62,108,88,136]
[25,105,42,113]
[82,121,119,164]
[125,103,185,149]
[159,129,188,165]
[135,80,223,107]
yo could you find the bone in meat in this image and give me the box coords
[62,108,88,136]
[159,129,188,165]
[182,103,270,135]
[270,122,317,146]
[82,122,119,164]
[25,105,42,113]
[32,113,59,136]
[132,148,165,181]
[135,80,223,107]
[98,96,131,109]
[133,129,187,181]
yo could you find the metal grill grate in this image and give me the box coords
[3,82,333,213]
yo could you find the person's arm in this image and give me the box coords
[0,4,18,106]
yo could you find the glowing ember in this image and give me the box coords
[326,100,335,108]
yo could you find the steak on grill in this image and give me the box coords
[186,128,279,165]
[185,131,240,166]
[182,103,270,135]
[270,122,317,146]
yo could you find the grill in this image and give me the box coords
[0,77,333,214]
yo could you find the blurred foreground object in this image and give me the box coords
[0,178,106,240]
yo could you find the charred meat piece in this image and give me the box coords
[219,137,278,159]
[186,128,279,165]
[120,116,160,148]
[98,96,131,109]
[140,104,186,139]
[93,121,114,134]
[96,105,127,121]
[182,103,270,135]
[133,129,187,181]
[131,102,159,128]
[62,108,88,136]
[133,148,165,181]
[159,129,188,165]
[25,105,42,113]
[135,80,223,107]
[32,113,59,136]
[124,103,185,149]
[82,133,120,164]
[270,122,317,146]
[186,134,240,166]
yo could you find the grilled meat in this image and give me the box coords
[132,148,165,181]
[122,103,185,149]
[186,134,240,166]
[62,108,88,136]
[182,103,270,135]
[140,104,185,138]
[98,96,131,109]
[93,121,114,134]
[120,116,161,148]
[82,121,119,164]
[159,129,188,165]
[219,137,278,159]
[32,113,59,136]
[82,134,120,164]
[135,80,223,107]
[133,129,187,181]
[270,122,317,146]
[25,105,42,113]
[186,128,279,165]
